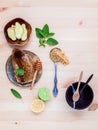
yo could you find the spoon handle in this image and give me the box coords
[30,70,38,90]
[53,63,58,97]
[76,71,83,92]
[80,74,94,94]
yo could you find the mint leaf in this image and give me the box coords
[39,30,46,38]
[35,24,59,47]
[42,24,49,37]
[16,68,24,76]
[39,39,46,47]
[47,32,55,37]
[35,28,44,38]
[11,89,22,99]
[47,38,58,45]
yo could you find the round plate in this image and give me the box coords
[5,50,42,87]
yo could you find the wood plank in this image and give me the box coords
[0,4,98,130]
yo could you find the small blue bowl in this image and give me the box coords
[65,82,94,110]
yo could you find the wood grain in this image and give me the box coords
[0,0,98,7]
[0,1,98,130]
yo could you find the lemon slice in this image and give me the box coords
[31,98,45,113]
[38,87,51,101]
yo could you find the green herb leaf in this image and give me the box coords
[11,89,22,99]
[16,68,24,76]
[39,39,46,47]
[39,30,46,38]
[47,38,58,45]
[35,24,59,47]
[35,28,44,38]
[47,32,55,37]
[42,24,49,37]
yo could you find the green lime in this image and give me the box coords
[38,87,51,101]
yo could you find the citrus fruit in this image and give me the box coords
[38,87,51,101]
[31,98,45,113]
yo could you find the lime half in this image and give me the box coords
[38,87,51,101]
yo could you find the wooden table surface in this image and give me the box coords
[0,0,98,130]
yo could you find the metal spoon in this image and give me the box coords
[72,71,83,102]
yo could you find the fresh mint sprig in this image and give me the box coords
[35,24,59,47]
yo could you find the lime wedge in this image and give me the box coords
[38,87,51,101]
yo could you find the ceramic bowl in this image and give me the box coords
[4,18,32,46]
[65,82,94,110]
[5,50,42,87]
